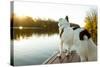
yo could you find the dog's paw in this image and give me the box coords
[57,53,61,56]
[65,51,71,57]
[65,53,69,56]
[57,53,62,58]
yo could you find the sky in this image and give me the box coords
[13,1,97,27]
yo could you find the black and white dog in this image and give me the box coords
[58,16,97,62]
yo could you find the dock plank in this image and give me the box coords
[43,51,80,64]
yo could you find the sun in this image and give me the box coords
[19,26,23,30]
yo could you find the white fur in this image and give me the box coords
[58,18,97,62]
[58,18,74,56]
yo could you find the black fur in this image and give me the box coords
[79,29,91,40]
[73,26,80,30]
[60,28,64,38]
[65,16,69,22]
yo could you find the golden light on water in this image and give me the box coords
[19,36,23,40]
[19,26,23,30]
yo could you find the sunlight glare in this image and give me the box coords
[14,1,97,27]
[19,26,23,30]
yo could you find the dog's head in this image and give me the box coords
[58,18,70,29]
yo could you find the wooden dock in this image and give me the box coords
[43,51,80,64]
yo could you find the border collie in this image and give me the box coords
[57,16,97,62]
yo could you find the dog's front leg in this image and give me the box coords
[57,40,63,57]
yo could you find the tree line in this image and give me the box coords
[11,10,97,43]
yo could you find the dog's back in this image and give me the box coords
[72,28,97,61]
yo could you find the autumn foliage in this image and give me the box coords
[84,9,97,44]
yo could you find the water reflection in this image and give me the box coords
[12,28,59,40]
[12,28,60,66]
[13,34,60,66]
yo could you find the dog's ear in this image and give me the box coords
[58,18,63,27]
[58,18,63,23]
[59,18,63,21]
[65,16,69,22]
[58,18,62,25]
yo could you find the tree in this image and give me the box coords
[84,9,97,44]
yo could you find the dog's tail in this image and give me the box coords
[79,29,91,40]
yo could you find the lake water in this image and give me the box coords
[13,29,60,66]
